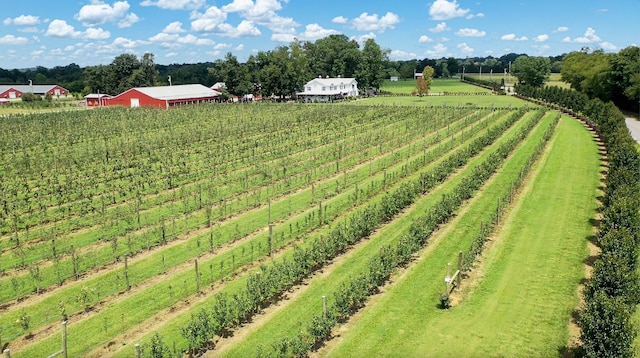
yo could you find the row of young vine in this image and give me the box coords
[6,106,493,356]
[254,109,549,358]
[151,108,535,357]
[517,84,640,358]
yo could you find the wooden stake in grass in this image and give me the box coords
[322,295,327,319]
[124,255,130,291]
[318,201,323,226]
[71,245,78,280]
[268,223,274,256]
[195,259,200,294]
[457,251,463,287]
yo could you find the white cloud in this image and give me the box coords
[533,34,549,42]
[163,21,186,33]
[300,23,339,40]
[5,15,41,26]
[85,27,111,40]
[352,12,400,32]
[466,12,484,19]
[532,44,551,53]
[118,13,140,28]
[234,44,244,51]
[429,22,449,33]
[429,0,470,20]
[220,0,298,33]
[600,42,617,50]
[426,43,448,57]
[31,49,45,56]
[271,33,295,42]
[214,43,231,50]
[419,35,434,43]
[191,6,227,32]
[554,26,569,33]
[563,27,602,43]
[18,27,40,33]
[351,32,377,43]
[0,34,29,45]
[332,16,348,24]
[46,20,82,38]
[76,1,136,27]
[112,36,143,49]
[455,28,485,37]
[150,32,213,47]
[389,49,417,60]
[165,52,178,58]
[140,0,205,10]
[457,42,473,55]
[501,33,528,41]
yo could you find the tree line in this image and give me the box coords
[0,35,566,99]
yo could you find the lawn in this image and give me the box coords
[381,78,492,95]
[320,115,600,357]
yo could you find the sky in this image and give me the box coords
[0,0,637,69]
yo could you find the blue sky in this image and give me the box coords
[0,0,636,69]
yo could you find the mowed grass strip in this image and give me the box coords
[321,115,600,357]
[210,110,541,357]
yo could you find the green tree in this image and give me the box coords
[306,34,361,78]
[511,55,551,87]
[415,77,428,97]
[357,38,388,90]
[580,291,635,358]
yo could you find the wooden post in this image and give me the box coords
[457,251,463,287]
[268,198,271,224]
[318,201,323,226]
[135,343,141,358]
[124,255,130,291]
[268,223,274,256]
[195,259,200,294]
[61,320,68,358]
[71,245,78,280]
[3,349,9,358]
[322,295,327,319]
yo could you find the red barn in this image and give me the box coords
[0,84,69,98]
[105,84,219,109]
[83,93,111,107]
[0,86,24,99]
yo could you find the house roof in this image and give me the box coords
[84,93,111,99]
[211,82,226,90]
[304,77,357,87]
[131,84,219,100]
[0,85,65,94]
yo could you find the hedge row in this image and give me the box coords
[517,84,640,358]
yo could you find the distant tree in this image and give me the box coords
[357,38,388,90]
[217,52,253,96]
[511,55,551,87]
[306,35,361,78]
[21,92,42,102]
[414,65,435,98]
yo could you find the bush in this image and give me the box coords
[21,92,42,102]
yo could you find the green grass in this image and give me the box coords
[321,116,600,357]
[380,78,492,95]
[351,94,535,108]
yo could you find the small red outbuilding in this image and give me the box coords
[105,84,219,109]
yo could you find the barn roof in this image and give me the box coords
[0,85,65,94]
[133,84,219,100]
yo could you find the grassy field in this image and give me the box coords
[381,78,492,95]
[319,115,600,357]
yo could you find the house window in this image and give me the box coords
[307,87,311,91]
[322,86,326,91]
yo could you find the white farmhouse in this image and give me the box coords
[297,76,359,102]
